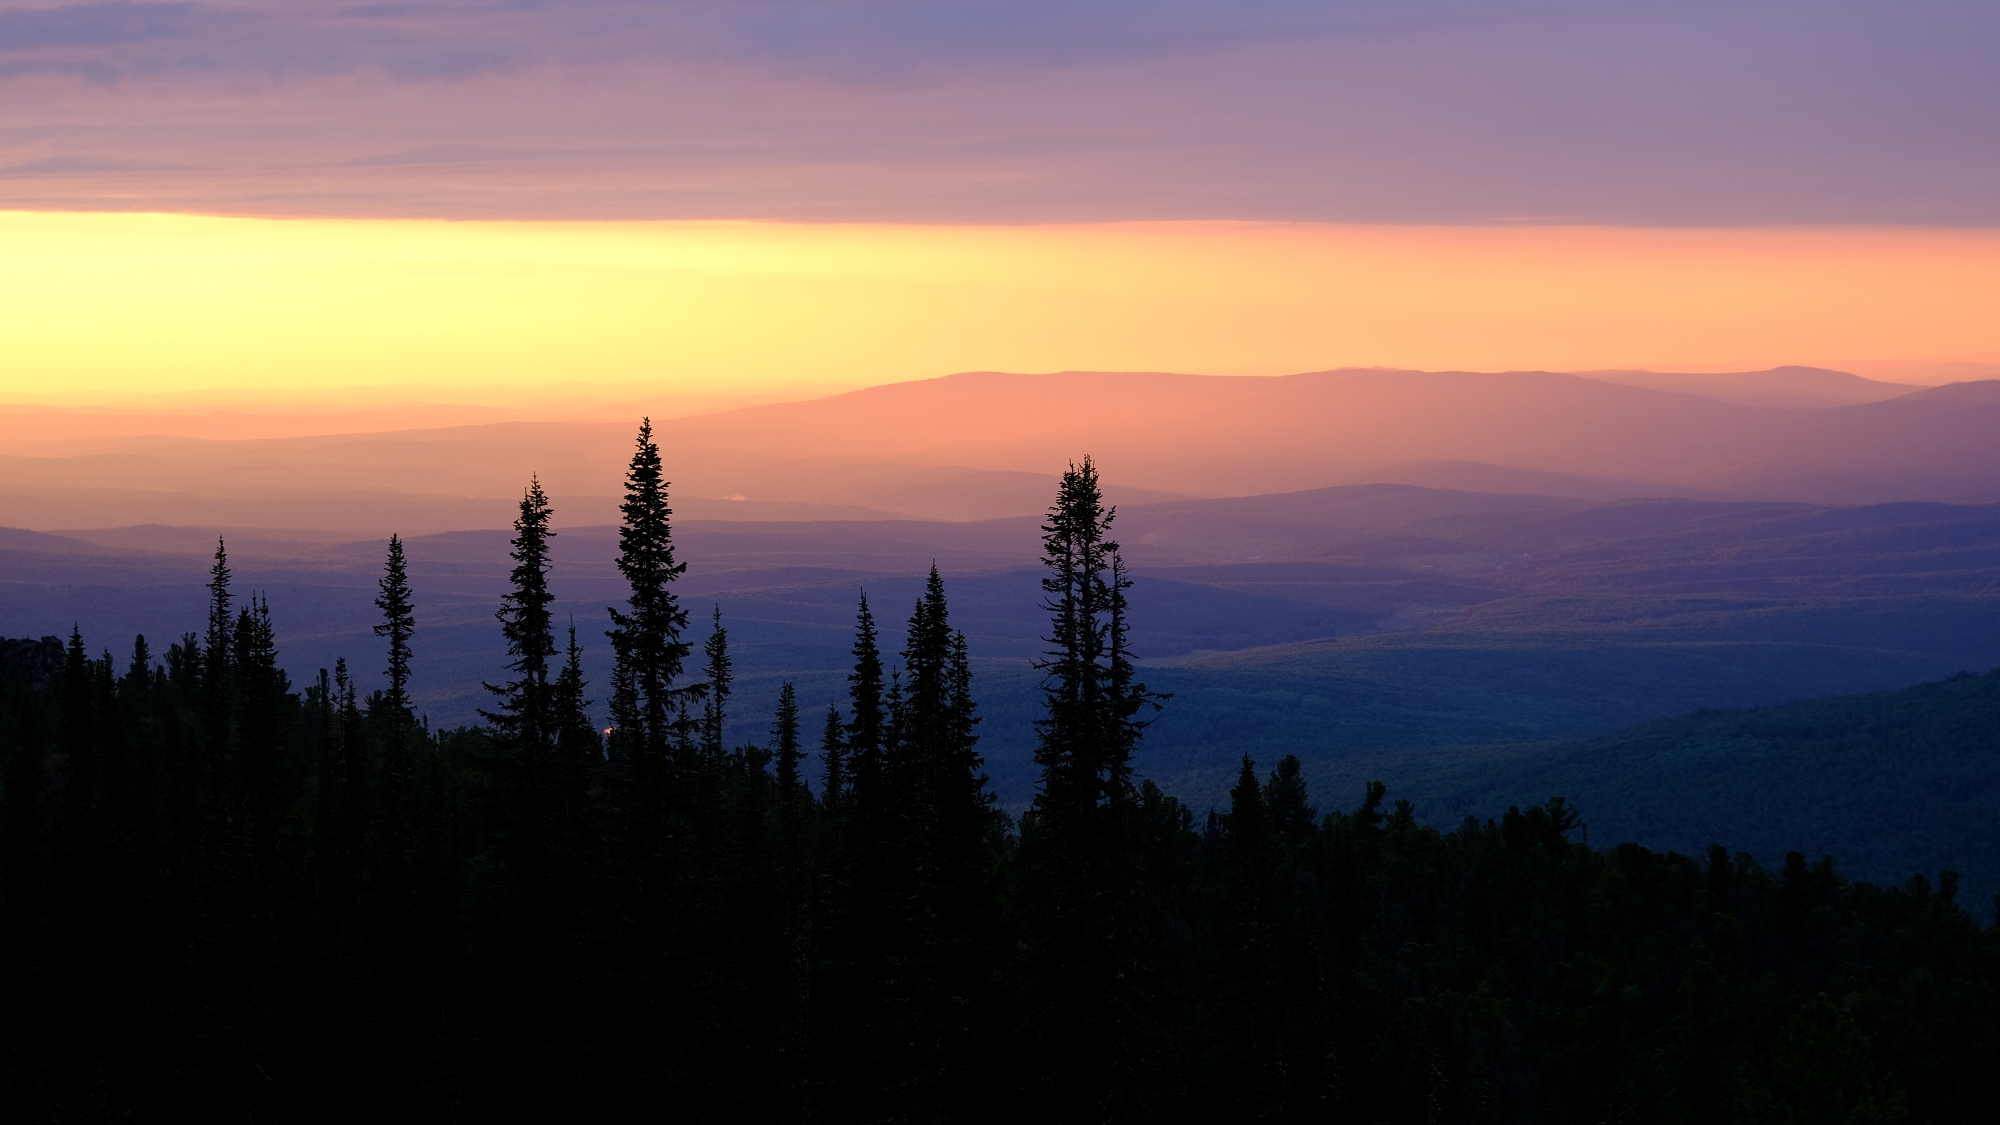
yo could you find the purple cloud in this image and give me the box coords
[0,0,1992,222]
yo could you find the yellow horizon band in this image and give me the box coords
[3,212,1996,404]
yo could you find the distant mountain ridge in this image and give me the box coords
[1,367,1994,531]
[660,367,2000,503]
[1566,365,1920,408]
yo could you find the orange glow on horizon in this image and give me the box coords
[2,212,1995,408]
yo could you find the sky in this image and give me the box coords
[1,0,1996,403]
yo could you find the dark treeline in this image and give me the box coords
[2,426,1996,1123]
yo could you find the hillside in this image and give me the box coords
[1432,668,2000,908]
[8,484,2000,831]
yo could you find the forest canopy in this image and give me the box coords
[1,425,1994,1123]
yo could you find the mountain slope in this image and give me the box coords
[663,368,2000,502]
[1568,365,1921,408]
[1433,668,2000,907]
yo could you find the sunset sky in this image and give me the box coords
[2,0,1997,405]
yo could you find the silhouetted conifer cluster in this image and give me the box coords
[1,433,1995,1122]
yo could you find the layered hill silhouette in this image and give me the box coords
[660,367,2000,502]
[2,367,1993,532]
[8,481,1998,781]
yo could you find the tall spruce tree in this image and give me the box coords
[370,532,419,1074]
[1022,456,1166,1121]
[845,593,886,807]
[551,622,600,821]
[1219,755,1284,1117]
[700,607,731,766]
[606,418,692,772]
[481,478,563,1095]
[373,534,417,753]
[885,565,998,1116]
[600,418,702,1102]
[812,595,898,1120]
[768,682,813,1113]
[483,477,558,759]
[232,595,283,875]
[203,539,234,794]
[57,628,96,857]
[819,704,848,808]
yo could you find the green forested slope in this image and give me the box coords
[1417,667,2000,907]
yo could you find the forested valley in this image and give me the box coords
[2,423,1995,1123]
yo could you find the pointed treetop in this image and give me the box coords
[206,537,234,663]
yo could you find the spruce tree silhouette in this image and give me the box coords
[1021,456,1167,1123]
[483,477,557,761]
[478,478,567,1111]
[817,593,893,1121]
[769,680,814,1114]
[884,564,1000,1118]
[374,533,416,752]
[370,532,420,1105]
[607,417,692,775]
[603,417,700,1103]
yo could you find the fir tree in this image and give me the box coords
[370,534,419,1068]
[551,622,600,825]
[233,595,283,871]
[1219,755,1284,1117]
[768,682,813,1112]
[601,418,701,1102]
[700,607,731,766]
[1021,456,1167,1122]
[482,477,558,759]
[202,539,234,796]
[845,593,886,807]
[373,533,417,754]
[481,479,564,1086]
[57,628,96,851]
[1263,753,1316,849]
[819,704,848,807]
[886,565,998,1117]
[606,418,692,771]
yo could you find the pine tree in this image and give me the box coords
[333,657,367,898]
[311,667,346,947]
[483,477,558,761]
[768,682,813,1113]
[845,593,885,808]
[700,607,731,766]
[815,595,898,1120]
[1264,753,1316,849]
[233,595,283,873]
[202,539,234,797]
[601,418,701,1102]
[479,479,565,1098]
[1219,755,1284,1117]
[819,704,848,808]
[370,534,419,1086]
[1021,456,1167,1121]
[57,628,96,853]
[373,534,417,755]
[884,565,998,1117]
[606,418,692,773]
[551,622,601,847]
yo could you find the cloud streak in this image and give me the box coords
[0,0,1994,222]
[0,1,1522,85]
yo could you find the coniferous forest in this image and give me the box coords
[3,422,1997,1124]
